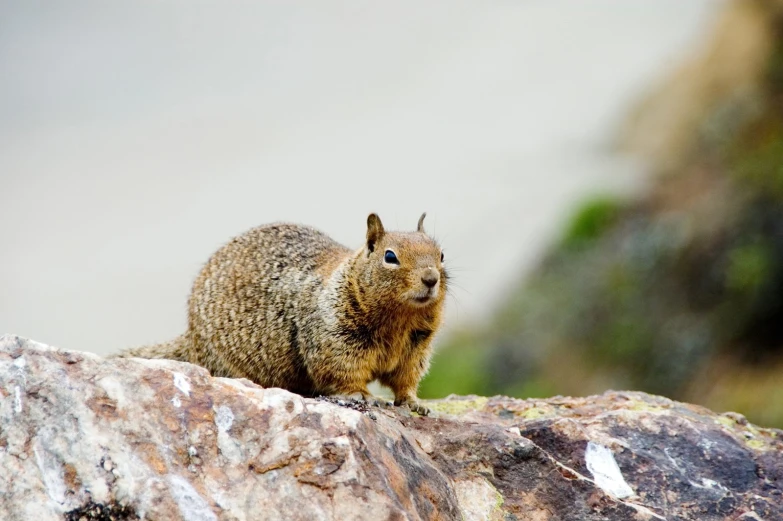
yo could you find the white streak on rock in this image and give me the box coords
[701,478,726,490]
[215,406,234,432]
[624,501,668,520]
[173,372,191,397]
[171,396,181,408]
[215,406,243,464]
[454,477,502,521]
[690,477,728,491]
[33,444,66,505]
[14,356,27,386]
[585,442,634,499]
[14,386,22,414]
[664,447,685,473]
[168,474,217,521]
[98,377,126,409]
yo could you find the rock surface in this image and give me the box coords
[1,335,782,521]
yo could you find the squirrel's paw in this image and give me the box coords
[334,392,392,408]
[407,402,431,416]
[395,398,431,416]
[359,394,393,408]
[368,396,394,408]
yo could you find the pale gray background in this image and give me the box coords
[1,1,721,355]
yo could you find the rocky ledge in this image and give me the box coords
[0,335,781,521]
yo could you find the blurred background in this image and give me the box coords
[3,1,782,427]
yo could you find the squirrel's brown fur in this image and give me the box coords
[118,213,447,414]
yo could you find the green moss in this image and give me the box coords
[505,378,558,400]
[419,335,490,398]
[715,416,736,429]
[517,407,549,419]
[561,197,623,248]
[601,316,650,360]
[730,119,783,199]
[725,242,773,294]
[746,422,763,438]
[493,486,504,516]
[623,400,668,414]
[767,21,783,92]
[714,417,773,450]
[427,396,489,416]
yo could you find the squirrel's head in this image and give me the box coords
[358,212,447,310]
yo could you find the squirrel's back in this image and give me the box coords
[188,223,351,393]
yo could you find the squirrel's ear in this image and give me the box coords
[366,213,385,252]
[417,212,427,233]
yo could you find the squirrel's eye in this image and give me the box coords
[440,251,444,262]
[384,250,399,265]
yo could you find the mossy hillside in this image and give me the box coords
[422,9,783,428]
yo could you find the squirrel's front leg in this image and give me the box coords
[381,355,432,416]
[307,348,391,407]
[394,394,430,416]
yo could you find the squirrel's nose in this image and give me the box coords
[421,268,439,288]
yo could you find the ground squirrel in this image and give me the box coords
[119,213,447,415]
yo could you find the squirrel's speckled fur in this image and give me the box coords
[118,213,447,414]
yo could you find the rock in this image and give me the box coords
[1,335,782,520]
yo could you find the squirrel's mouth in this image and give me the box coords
[409,287,439,306]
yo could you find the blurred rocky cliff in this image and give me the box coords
[422,0,783,428]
